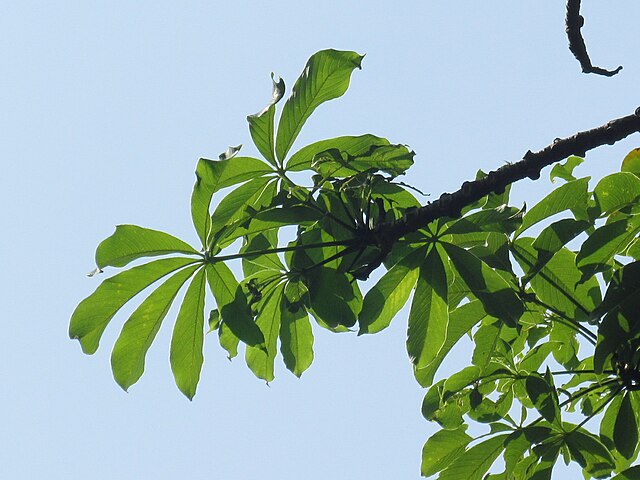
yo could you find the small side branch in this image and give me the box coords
[378,108,640,244]
[566,0,622,76]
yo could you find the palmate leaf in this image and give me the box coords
[407,245,448,369]
[95,224,200,269]
[247,72,285,166]
[275,49,364,161]
[70,257,199,354]
[358,247,426,334]
[170,268,207,399]
[191,155,272,247]
[111,264,201,392]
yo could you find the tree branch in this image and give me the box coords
[375,107,640,248]
[565,0,622,76]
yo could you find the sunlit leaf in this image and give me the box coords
[311,143,415,178]
[621,148,640,176]
[247,72,285,166]
[95,225,199,269]
[276,49,364,161]
[444,205,523,236]
[594,173,640,215]
[170,268,207,399]
[280,300,314,377]
[421,428,473,477]
[359,247,426,334]
[439,434,509,480]
[550,155,584,183]
[69,257,199,354]
[565,428,616,478]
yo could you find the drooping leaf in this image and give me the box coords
[438,434,509,480]
[275,49,364,161]
[191,156,272,247]
[110,265,200,392]
[614,392,638,459]
[69,257,199,354]
[421,428,473,477]
[95,225,200,269]
[407,245,448,368]
[279,297,314,377]
[516,177,590,236]
[247,72,285,166]
[414,300,488,387]
[286,134,390,172]
[593,173,640,215]
[170,268,207,399]
[443,242,523,327]
[358,247,426,334]
[205,263,264,348]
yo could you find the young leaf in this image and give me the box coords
[275,49,364,161]
[111,265,200,392]
[550,155,584,183]
[438,434,509,480]
[206,263,265,348]
[95,225,200,269]
[279,299,314,377]
[191,156,272,247]
[285,134,390,172]
[407,246,448,369]
[69,257,199,354]
[170,268,207,399]
[247,72,285,166]
[421,428,473,477]
[443,242,523,327]
[358,247,426,334]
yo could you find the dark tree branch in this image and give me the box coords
[566,0,622,76]
[368,108,640,263]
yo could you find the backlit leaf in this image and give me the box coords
[247,72,284,166]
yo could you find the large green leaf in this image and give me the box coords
[524,374,561,425]
[307,266,361,328]
[205,263,265,348]
[614,392,638,459]
[407,246,448,368]
[443,242,523,327]
[439,434,509,480]
[95,225,199,269]
[246,284,284,382]
[515,177,590,236]
[69,257,199,354]
[594,172,640,215]
[565,428,616,478]
[275,49,364,161]
[170,268,207,399]
[247,72,284,166]
[310,143,415,178]
[111,265,200,391]
[358,247,426,334]
[279,299,314,377]
[421,428,473,477]
[576,215,640,279]
[414,300,488,387]
[191,156,272,247]
[285,134,390,172]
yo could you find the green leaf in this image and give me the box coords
[576,215,640,279]
[407,246,448,368]
[205,263,264,348]
[444,205,523,236]
[550,155,584,183]
[443,242,523,327]
[614,392,638,459]
[307,266,361,328]
[218,322,239,360]
[612,466,640,479]
[191,156,272,247]
[471,321,502,370]
[525,374,561,425]
[207,309,221,333]
[358,247,426,334]
[516,177,589,236]
[414,300,488,387]
[247,72,284,166]
[311,143,415,178]
[170,268,207,399]
[439,434,509,480]
[565,428,616,478]
[275,49,364,161]
[279,298,314,377]
[246,284,284,382]
[622,148,640,176]
[286,134,390,172]
[95,225,199,269]
[594,172,640,215]
[69,257,199,354]
[110,265,200,391]
[421,428,473,477]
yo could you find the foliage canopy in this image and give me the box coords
[71,49,640,478]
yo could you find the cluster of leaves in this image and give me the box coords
[70,49,640,478]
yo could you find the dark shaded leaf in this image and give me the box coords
[614,392,638,459]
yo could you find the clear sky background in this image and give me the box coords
[3,2,640,479]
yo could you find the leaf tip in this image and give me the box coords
[87,267,103,277]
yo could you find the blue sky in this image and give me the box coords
[3,2,640,479]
